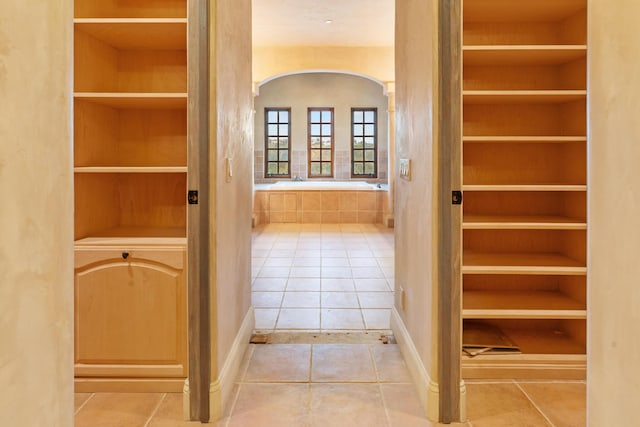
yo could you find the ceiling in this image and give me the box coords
[252,0,395,47]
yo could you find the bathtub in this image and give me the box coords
[260,180,385,191]
[253,181,389,225]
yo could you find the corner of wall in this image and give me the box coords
[391,307,438,420]
[183,307,255,422]
[390,307,466,422]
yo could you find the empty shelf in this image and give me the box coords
[74,166,187,173]
[463,90,586,104]
[463,215,586,230]
[75,19,187,50]
[74,93,187,109]
[463,45,587,66]
[463,184,587,192]
[463,136,586,144]
[463,252,586,275]
[463,290,586,319]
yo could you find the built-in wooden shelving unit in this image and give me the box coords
[73,0,188,392]
[461,0,587,379]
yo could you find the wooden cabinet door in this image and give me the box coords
[74,248,187,378]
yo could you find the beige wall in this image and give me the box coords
[394,0,439,406]
[211,0,253,376]
[588,0,640,424]
[253,46,394,84]
[0,0,74,426]
[254,72,389,183]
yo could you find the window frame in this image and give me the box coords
[264,107,292,178]
[351,107,378,178]
[307,107,335,178]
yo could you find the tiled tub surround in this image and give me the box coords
[254,184,390,225]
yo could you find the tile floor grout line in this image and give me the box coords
[143,392,167,427]
[309,342,314,383]
[74,392,96,416]
[368,343,382,383]
[514,381,556,427]
[220,382,243,427]
[377,381,395,427]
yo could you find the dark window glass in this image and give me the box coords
[264,108,291,178]
[308,108,334,177]
[351,108,377,178]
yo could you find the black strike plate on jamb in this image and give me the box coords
[452,190,462,205]
[188,190,199,205]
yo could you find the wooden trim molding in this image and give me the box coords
[438,0,463,423]
[187,0,211,422]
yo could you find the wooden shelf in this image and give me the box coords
[75,166,187,173]
[75,0,187,19]
[75,228,186,246]
[463,215,586,230]
[463,184,586,192]
[461,0,587,380]
[463,90,586,104]
[463,45,587,66]
[463,252,586,275]
[463,0,586,22]
[74,93,187,109]
[74,0,188,393]
[75,19,187,50]
[463,291,585,319]
[463,136,586,144]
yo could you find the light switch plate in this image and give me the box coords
[399,159,411,180]
[225,158,233,182]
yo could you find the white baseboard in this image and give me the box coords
[183,306,255,422]
[390,307,466,422]
[390,307,439,421]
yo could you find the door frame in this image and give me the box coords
[437,0,463,422]
[187,0,211,421]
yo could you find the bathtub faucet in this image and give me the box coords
[292,175,304,181]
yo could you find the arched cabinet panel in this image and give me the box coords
[74,246,187,387]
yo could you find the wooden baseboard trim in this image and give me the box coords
[183,307,254,421]
[462,360,586,380]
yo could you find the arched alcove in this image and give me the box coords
[253,71,390,184]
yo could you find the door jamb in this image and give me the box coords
[187,0,211,421]
[437,0,462,422]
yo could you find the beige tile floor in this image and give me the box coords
[252,224,395,332]
[74,223,586,426]
[74,343,586,426]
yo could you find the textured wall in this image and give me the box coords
[253,46,394,84]
[394,0,439,388]
[254,72,389,184]
[588,0,640,423]
[0,0,74,425]
[212,0,254,376]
